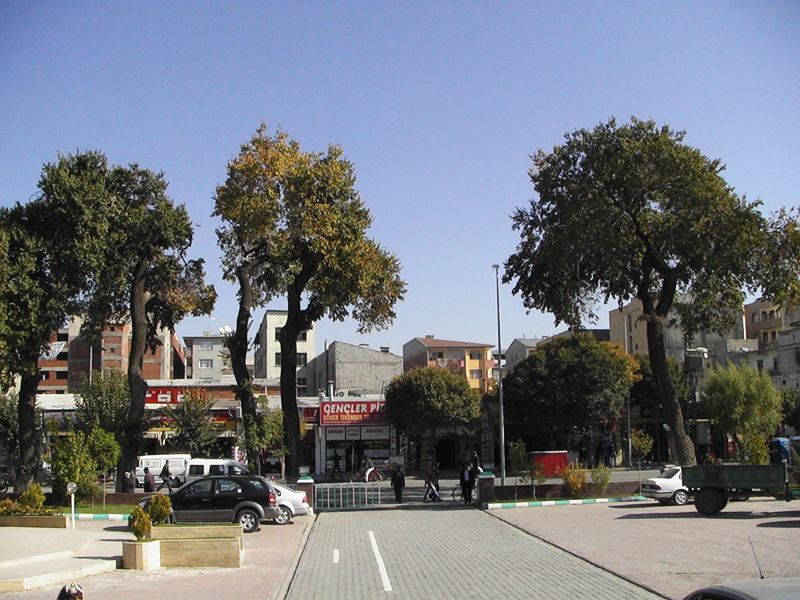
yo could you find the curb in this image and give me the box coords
[484,495,647,510]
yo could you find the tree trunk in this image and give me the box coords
[15,371,40,493]
[279,305,303,483]
[642,298,696,466]
[117,257,150,491]
[229,263,257,466]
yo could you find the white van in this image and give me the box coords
[184,458,249,485]
[135,454,191,488]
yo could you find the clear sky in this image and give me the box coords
[1,2,798,358]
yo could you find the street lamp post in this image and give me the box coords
[492,265,507,486]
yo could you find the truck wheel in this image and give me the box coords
[695,488,722,516]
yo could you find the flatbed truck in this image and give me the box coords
[682,463,790,516]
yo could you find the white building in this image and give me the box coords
[253,310,315,394]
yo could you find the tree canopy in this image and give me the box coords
[213,125,405,480]
[160,388,217,456]
[503,333,639,444]
[702,363,782,464]
[384,366,482,464]
[505,117,800,465]
[75,370,132,444]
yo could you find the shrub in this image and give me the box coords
[0,495,61,516]
[591,464,611,495]
[128,506,152,539]
[18,483,46,509]
[556,460,588,497]
[149,493,172,525]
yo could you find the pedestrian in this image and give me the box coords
[121,471,135,493]
[472,450,483,473]
[391,465,405,503]
[362,455,375,482]
[459,461,473,504]
[332,449,341,480]
[158,460,172,491]
[143,467,156,493]
[423,465,441,502]
[57,583,83,600]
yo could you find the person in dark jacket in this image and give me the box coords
[121,471,135,493]
[390,465,405,503]
[158,460,173,491]
[143,467,156,493]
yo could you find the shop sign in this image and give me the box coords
[145,387,184,405]
[319,399,388,425]
[360,425,389,440]
[346,427,360,440]
[326,427,346,440]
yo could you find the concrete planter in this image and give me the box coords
[0,514,69,528]
[122,540,161,571]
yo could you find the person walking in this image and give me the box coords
[143,467,156,493]
[460,461,474,504]
[391,465,405,503]
[121,471,135,493]
[423,465,441,502]
[362,456,375,482]
[158,460,173,491]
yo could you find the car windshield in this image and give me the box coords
[661,468,680,479]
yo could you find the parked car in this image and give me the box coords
[641,465,690,505]
[184,458,249,485]
[272,483,310,524]
[682,577,800,599]
[139,474,280,533]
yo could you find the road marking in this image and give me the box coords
[333,549,339,563]
[368,530,393,592]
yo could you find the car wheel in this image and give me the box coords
[274,505,292,525]
[237,509,260,533]
[672,489,689,506]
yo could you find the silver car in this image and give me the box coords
[682,577,800,600]
[272,483,311,525]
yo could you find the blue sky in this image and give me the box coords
[1,2,798,357]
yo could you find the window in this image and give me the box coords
[762,332,769,343]
[469,351,482,360]
[198,359,213,369]
[188,465,204,476]
[470,370,482,379]
[297,353,307,366]
[56,352,68,361]
[752,313,758,322]
[297,377,307,393]
[56,332,68,342]
[209,464,225,476]
[197,340,214,351]
[275,353,282,366]
[275,327,282,341]
[56,371,68,380]
[275,328,308,341]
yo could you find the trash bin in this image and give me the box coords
[531,451,568,477]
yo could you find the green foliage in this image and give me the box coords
[128,505,152,539]
[591,464,612,494]
[0,496,61,516]
[87,428,120,476]
[385,367,482,438]
[148,493,172,525]
[504,333,639,435]
[702,363,781,465]
[555,461,588,498]
[50,430,98,502]
[213,125,406,479]
[0,389,19,459]
[781,389,800,433]
[504,117,800,466]
[631,429,654,466]
[75,370,131,443]
[509,439,547,501]
[243,402,287,474]
[630,353,689,417]
[160,387,217,456]
[18,483,46,509]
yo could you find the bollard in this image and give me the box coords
[296,476,314,508]
[478,472,495,504]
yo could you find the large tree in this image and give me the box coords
[505,117,800,466]
[702,363,782,464]
[503,333,638,447]
[159,387,217,456]
[0,152,113,491]
[384,366,482,465]
[213,125,406,481]
[75,370,131,443]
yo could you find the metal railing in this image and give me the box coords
[313,482,382,510]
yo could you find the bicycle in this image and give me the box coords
[451,484,477,503]
[350,468,383,483]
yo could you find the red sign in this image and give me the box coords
[320,399,387,426]
[145,388,183,405]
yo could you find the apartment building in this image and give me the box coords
[504,337,545,372]
[252,310,315,393]
[38,316,184,394]
[403,336,495,394]
[304,341,402,397]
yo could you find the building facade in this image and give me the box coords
[305,341,402,397]
[504,337,545,372]
[253,310,315,394]
[403,336,495,394]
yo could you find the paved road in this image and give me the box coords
[284,507,666,600]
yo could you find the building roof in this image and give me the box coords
[410,337,493,349]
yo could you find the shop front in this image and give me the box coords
[317,396,392,477]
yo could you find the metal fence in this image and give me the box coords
[313,482,383,510]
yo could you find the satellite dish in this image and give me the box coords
[224,325,232,333]
[66,482,78,494]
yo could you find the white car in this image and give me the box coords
[641,466,690,505]
[272,483,311,525]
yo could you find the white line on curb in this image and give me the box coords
[369,530,392,592]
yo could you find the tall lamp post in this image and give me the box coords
[492,264,507,486]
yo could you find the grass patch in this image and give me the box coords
[51,503,137,515]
